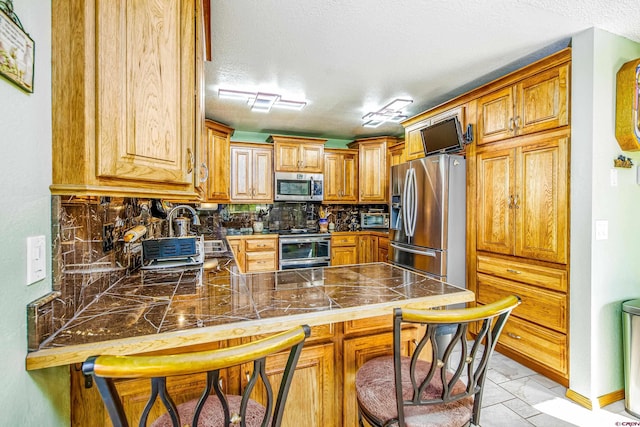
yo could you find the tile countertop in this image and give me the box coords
[25,262,473,370]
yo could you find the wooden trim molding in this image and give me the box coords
[565,388,625,410]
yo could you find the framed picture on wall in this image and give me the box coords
[0,8,34,93]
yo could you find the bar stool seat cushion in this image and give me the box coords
[356,355,473,427]
[151,395,266,427]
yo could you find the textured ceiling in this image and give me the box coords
[205,0,640,140]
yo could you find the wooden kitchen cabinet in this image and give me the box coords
[377,236,389,262]
[323,149,358,203]
[331,233,358,266]
[243,342,335,427]
[388,140,406,166]
[477,63,569,145]
[200,120,233,202]
[348,136,397,203]
[476,134,568,264]
[226,235,278,273]
[230,143,273,203]
[269,135,326,173]
[358,234,378,264]
[51,0,202,199]
[402,105,466,161]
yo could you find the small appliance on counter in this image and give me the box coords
[141,235,204,269]
[360,211,389,229]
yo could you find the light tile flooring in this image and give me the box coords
[477,350,638,427]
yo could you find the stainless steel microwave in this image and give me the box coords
[274,172,323,202]
[361,212,389,229]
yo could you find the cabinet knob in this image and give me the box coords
[507,332,522,340]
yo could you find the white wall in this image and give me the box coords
[0,1,69,424]
[570,28,640,402]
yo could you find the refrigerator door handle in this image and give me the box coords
[390,242,437,257]
[402,169,411,236]
[409,167,418,237]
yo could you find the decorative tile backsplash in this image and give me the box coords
[28,196,387,350]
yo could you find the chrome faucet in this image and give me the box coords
[167,205,201,237]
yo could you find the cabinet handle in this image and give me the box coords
[199,162,209,183]
[245,371,251,382]
[508,118,515,132]
[514,115,521,131]
[187,148,194,174]
[513,195,519,209]
[507,332,522,340]
[506,268,522,274]
[508,195,514,209]
[257,244,266,247]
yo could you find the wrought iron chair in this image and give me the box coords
[82,325,310,427]
[355,296,520,427]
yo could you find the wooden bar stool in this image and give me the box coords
[82,325,310,427]
[355,296,520,427]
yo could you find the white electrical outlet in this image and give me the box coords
[26,235,46,285]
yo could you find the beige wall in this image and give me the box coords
[570,28,640,402]
[0,1,69,424]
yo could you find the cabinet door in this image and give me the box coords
[274,142,300,172]
[341,151,358,202]
[359,141,388,202]
[230,147,253,201]
[299,144,324,173]
[203,121,232,202]
[476,148,515,255]
[252,147,274,201]
[515,137,568,263]
[96,1,195,185]
[323,152,342,201]
[405,127,426,161]
[477,86,516,145]
[331,246,357,266]
[358,235,377,264]
[245,343,335,427]
[516,64,569,136]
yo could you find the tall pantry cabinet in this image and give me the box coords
[51,0,202,199]
[472,50,571,385]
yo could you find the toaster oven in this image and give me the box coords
[360,213,389,229]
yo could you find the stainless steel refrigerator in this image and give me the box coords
[388,154,466,288]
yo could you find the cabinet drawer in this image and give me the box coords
[477,273,566,332]
[498,315,567,378]
[245,238,277,251]
[332,235,357,246]
[245,251,277,272]
[477,254,567,292]
[344,314,392,335]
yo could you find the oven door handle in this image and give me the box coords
[280,237,331,244]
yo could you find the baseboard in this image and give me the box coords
[566,388,625,410]
[566,389,593,410]
[598,389,625,408]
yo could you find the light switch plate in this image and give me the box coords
[595,220,608,241]
[26,235,46,285]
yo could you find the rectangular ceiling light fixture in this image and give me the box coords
[362,98,413,127]
[218,88,306,112]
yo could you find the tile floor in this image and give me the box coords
[476,350,638,427]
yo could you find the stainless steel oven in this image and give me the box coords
[278,233,331,270]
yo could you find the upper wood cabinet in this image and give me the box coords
[200,120,233,202]
[402,106,466,161]
[269,135,326,173]
[476,135,568,264]
[477,63,569,145]
[324,149,358,203]
[388,140,406,166]
[349,136,397,203]
[230,143,273,203]
[51,0,202,198]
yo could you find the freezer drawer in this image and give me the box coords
[389,242,446,278]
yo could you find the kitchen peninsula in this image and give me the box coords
[27,261,472,426]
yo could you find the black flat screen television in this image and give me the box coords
[420,116,465,156]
